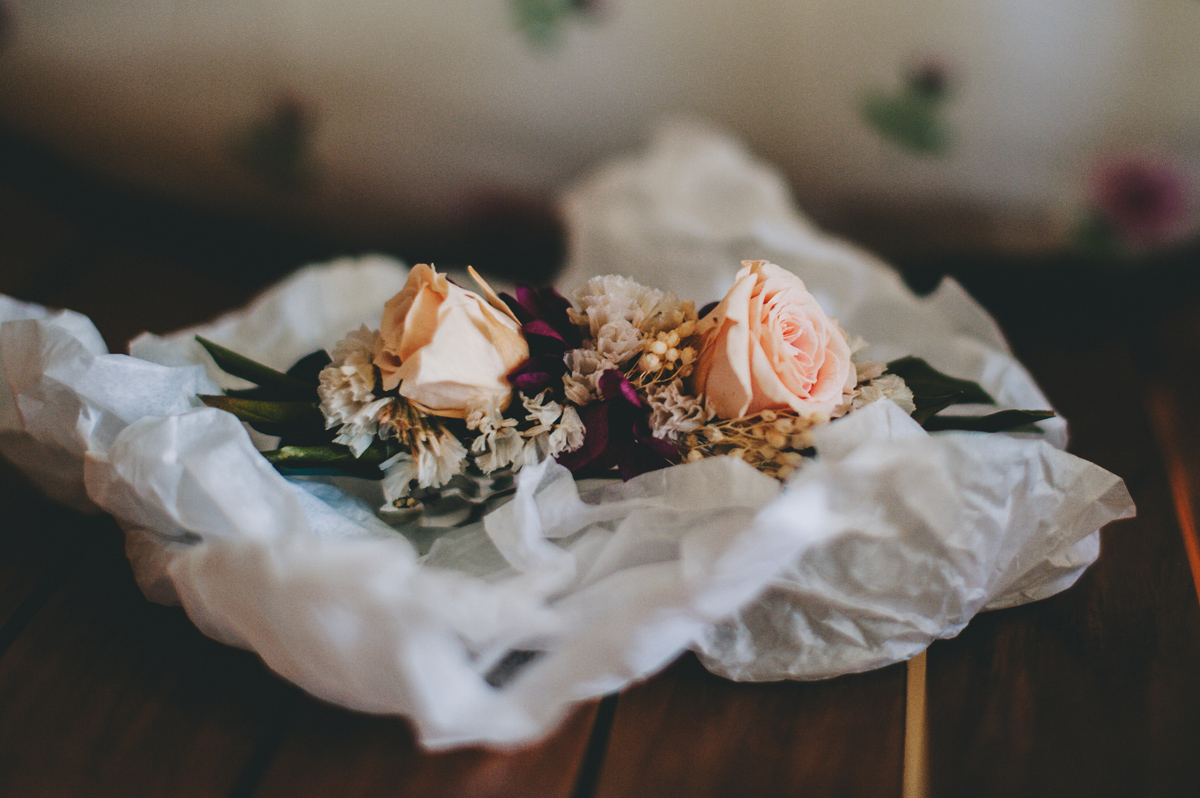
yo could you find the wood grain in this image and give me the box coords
[924,335,1200,798]
[592,654,906,798]
[251,698,599,798]
[0,512,295,797]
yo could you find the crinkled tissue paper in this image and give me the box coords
[0,124,1134,749]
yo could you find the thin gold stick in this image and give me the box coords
[903,649,929,798]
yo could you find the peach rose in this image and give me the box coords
[373,264,529,419]
[692,260,855,419]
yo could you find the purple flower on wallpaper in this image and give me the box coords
[1093,157,1190,244]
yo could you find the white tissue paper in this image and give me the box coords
[0,125,1133,749]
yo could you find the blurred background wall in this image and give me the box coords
[0,0,1197,259]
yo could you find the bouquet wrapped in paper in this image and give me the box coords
[0,125,1133,747]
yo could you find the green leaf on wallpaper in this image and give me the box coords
[862,87,950,155]
[863,58,954,155]
[512,0,607,49]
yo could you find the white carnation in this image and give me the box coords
[572,275,693,337]
[318,325,380,428]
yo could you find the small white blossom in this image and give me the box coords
[563,348,618,405]
[548,405,585,454]
[416,428,468,488]
[468,399,524,473]
[381,425,468,497]
[381,452,419,502]
[333,396,395,456]
[594,320,644,364]
[474,425,523,473]
[522,391,563,427]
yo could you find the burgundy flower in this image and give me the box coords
[555,370,680,480]
[1094,157,1190,244]
[505,285,582,397]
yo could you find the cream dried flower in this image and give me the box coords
[851,374,916,414]
[467,400,524,474]
[381,452,419,503]
[318,325,380,428]
[549,405,585,455]
[380,422,468,500]
[563,348,618,406]
[645,379,711,442]
[515,392,586,471]
[333,396,396,457]
[416,427,468,488]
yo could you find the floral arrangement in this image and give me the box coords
[197,260,1052,517]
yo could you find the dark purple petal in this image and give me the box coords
[499,291,533,325]
[639,429,683,463]
[506,284,582,348]
[508,352,567,394]
[699,301,719,319]
[523,320,567,356]
[555,401,609,473]
[598,370,642,407]
[511,370,556,393]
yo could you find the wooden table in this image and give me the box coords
[2,145,1199,798]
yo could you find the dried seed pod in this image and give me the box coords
[765,431,788,449]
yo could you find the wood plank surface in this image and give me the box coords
[0,511,296,797]
[251,699,599,798]
[924,332,1200,797]
[593,654,906,798]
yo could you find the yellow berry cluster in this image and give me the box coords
[636,320,698,381]
[682,408,822,480]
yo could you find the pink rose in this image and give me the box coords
[692,260,855,419]
[374,264,529,418]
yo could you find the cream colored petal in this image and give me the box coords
[396,283,444,362]
[467,265,522,325]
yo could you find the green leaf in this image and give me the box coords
[923,409,1056,433]
[261,440,401,477]
[286,349,333,385]
[195,336,314,399]
[198,395,328,442]
[886,356,994,424]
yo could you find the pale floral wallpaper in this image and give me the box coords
[0,0,1196,249]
